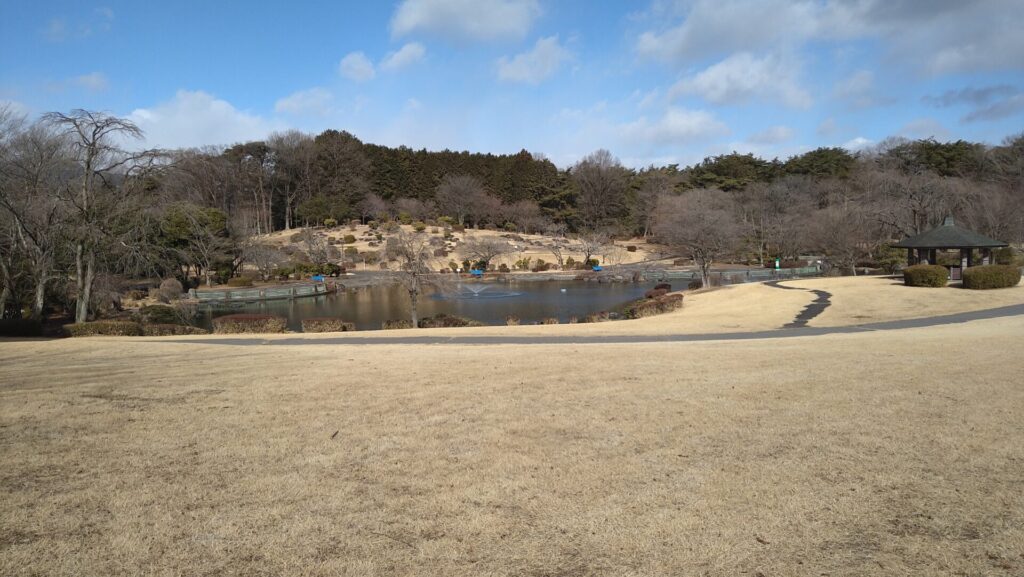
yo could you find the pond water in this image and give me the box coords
[197,280,661,331]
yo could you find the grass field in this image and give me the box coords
[2,279,1024,576]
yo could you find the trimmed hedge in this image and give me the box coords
[962,265,1021,290]
[143,324,209,336]
[138,304,182,325]
[300,317,356,333]
[903,264,949,287]
[226,277,254,287]
[212,314,288,334]
[687,279,704,291]
[540,317,560,325]
[623,293,684,319]
[644,288,669,299]
[418,314,482,328]
[0,318,43,337]
[65,321,144,337]
[382,319,413,330]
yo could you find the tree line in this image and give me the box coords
[1,104,1022,322]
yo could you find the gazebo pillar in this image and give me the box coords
[906,248,914,266]
[928,249,937,264]
[960,248,969,270]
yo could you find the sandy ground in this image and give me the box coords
[2,315,1023,576]
[264,224,660,271]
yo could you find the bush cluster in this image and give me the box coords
[540,317,560,325]
[65,320,144,337]
[623,293,684,319]
[903,264,949,287]
[382,319,413,330]
[156,278,184,302]
[276,262,343,277]
[417,314,482,328]
[142,324,209,336]
[343,234,357,244]
[962,265,1021,290]
[626,245,637,252]
[644,288,669,299]
[687,279,704,291]
[994,247,1019,266]
[212,314,288,334]
[138,304,183,325]
[505,315,520,326]
[226,277,254,287]
[300,317,356,333]
[0,318,43,337]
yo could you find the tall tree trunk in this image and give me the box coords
[75,248,95,323]
[32,277,46,320]
[284,193,293,231]
[408,283,419,328]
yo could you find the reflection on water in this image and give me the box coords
[198,280,658,331]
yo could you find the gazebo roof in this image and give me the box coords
[893,217,1008,249]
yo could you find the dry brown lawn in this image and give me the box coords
[2,312,1024,576]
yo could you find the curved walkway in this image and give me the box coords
[170,303,1024,347]
[764,280,832,328]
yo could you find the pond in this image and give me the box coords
[197,280,662,331]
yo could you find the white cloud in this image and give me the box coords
[636,0,1024,75]
[621,107,729,145]
[381,42,426,71]
[497,36,571,84]
[0,99,30,118]
[899,118,951,141]
[817,117,838,137]
[833,70,891,109]
[842,136,874,151]
[71,72,109,92]
[746,125,794,145]
[391,0,541,42]
[127,90,278,149]
[669,52,811,109]
[338,52,376,82]
[274,88,333,116]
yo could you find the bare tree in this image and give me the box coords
[572,149,629,230]
[41,109,149,322]
[461,235,513,269]
[359,192,390,223]
[299,228,332,266]
[810,203,882,275]
[545,223,568,268]
[654,191,740,288]
[436,174,485,226]
[0,122,70,318]
[577,230,610,266]
[268,130,316,230]
[385,230,445,327]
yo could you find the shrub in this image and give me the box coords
[541,317,559,325]
[382,319,413,330]
[344,246,359,256]
[323,218,338,227]
[301,317,356,333]
[567,316,579,324]
[687,279,703,291]
[654,282,671,291]
[212,314,288,334]
[142,324,209,336]
[962,265,1021,290]
[226,277,254,287]
[412,221,427,232]
[505,315,520,326]
[903,264,948,287]
[138,304,183,325]
[438,216,455,226]
[644,288,669,299]
[158,278,184,301]
[498,263,510,273]
[994,247,1019,266]
[433,248,447,258]
[0,318,43,337]
[580,311,611,323]
[623,293,684,319]
[65,320,144,337]
[417,314,482,328]
[343,234,356,244]
[626,245,637,252]
[452,224,465,233]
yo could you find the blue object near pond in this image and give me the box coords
[470,269,484,277]
[592,266,603,271]
[311,275,324,281]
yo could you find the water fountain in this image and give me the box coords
[440,283,523,300]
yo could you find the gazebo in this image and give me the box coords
[894,216,1008,279]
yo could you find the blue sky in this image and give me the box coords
[2,0,1022,167]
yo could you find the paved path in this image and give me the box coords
[764,280,833,328]
[169,303,1024,347]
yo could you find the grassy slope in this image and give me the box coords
[2,313,1024,576]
